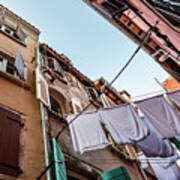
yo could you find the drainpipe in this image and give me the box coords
[36,41,51,180]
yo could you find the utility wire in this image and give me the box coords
[55,27,154,141]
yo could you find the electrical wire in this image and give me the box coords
[55,26,154,140]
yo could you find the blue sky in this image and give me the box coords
[2,0,169,98]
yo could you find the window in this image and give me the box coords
[0,24,26,43]
[0,56,21,79]
[43,57,66,80]
[0,106,23,177]
[50,96,63,115]
[6,61,16,75]
[1,25,14,36]
[85,87,103,106]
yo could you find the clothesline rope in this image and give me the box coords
[55,26,154,140]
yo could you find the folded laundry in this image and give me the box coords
[99,104,149,145]
[67,112,109,154]
[136,94,180,138]
[136,117,174,158]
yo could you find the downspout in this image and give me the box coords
[36,41,51,180]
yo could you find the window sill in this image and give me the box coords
[0,71,30,90]
[0,30,26,47]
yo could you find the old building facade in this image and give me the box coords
[84,0,180,84]
[38,44,152,180]
[0,4,46,180]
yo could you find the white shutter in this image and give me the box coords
[36,68,50,107]
[71,98,83,114]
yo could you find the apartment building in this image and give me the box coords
[0,5,46,180]
[38,43,151,180]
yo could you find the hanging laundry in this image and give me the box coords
[136,94,180,138]
[138,151,180,179]
[137,151,179,171]
[150,162,180,180]
[136,117,174,158]
[15,48,25,80]
[99,104,149,145]
[168,90,180,108]
[67,112,109,154]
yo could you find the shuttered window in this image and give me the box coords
[44,57,66,80]
[101,166,131,180]
[85,87,103,106]
[0,106,22,177]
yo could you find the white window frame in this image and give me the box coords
[0,24,27,44]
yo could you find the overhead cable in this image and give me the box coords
[55,26,154,140]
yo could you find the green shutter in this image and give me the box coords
[101,166,131,180]
[52,138,67,180]
[170,138,180,151]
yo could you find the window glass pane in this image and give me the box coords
[48,58,54,69]
[6,61,15,75]
[50,96,63,115]
[4,27,11,34]
[0,58,3,70]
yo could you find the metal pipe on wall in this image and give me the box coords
[36,41,51,180]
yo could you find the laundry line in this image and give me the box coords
[55,26,154,141]
[67,89,180,158]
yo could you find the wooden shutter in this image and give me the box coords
[15,25,26,43]
[101,166,131,180]
[52,138,67,180]
[0,8,5,27]
[36,68,50,107]
[0,106,22,177]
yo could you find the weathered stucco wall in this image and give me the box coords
[0,17,45,179]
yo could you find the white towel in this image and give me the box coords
[67,112,109,154]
